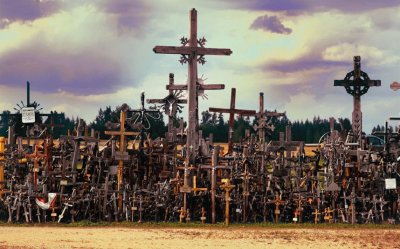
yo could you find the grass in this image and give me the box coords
[0,220,399,230]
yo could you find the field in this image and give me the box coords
[0,223,399,249]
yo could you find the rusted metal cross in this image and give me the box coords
[153,8,232,163]
[209,88,256,154]
[334,56,381,144]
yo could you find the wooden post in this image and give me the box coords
[154,8,232,161]
[0,137,5,196]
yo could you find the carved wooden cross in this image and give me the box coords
[153,8,232,163]
[105,111,139,212]
[221,178,235,225]
[334,56,381,144]
[209,88,256,154]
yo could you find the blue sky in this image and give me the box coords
[0,0,399,132]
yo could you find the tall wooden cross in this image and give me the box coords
[200,145,231,224]
[105,111,139,212]
[209,88,256,154]
[334,56,381,144]
[153,8,232,163]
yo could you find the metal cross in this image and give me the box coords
[334,56,381,144]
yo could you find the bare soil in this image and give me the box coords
[0,226,399,249]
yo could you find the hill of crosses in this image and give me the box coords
[0,9,399,226]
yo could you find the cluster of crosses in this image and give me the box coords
[1,9,400,226]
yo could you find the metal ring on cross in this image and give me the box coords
[343,70,371,97]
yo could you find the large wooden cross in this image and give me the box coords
[153,8,232,163]
[334,56,381,144]
[105,111,139,212]
[209,88,256,154]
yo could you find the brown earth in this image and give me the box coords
[0,226,399,249]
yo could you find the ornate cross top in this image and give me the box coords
[128,91,161,131]
[209,88,256,154]
[334,56,381,143]
[153,8,232,162]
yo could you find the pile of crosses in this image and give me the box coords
[0,9,399,225]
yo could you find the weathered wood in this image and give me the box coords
[153,46,232,56]
[209,88,256,154]
[167,84,225,91]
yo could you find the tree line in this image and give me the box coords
[0,106,388,143]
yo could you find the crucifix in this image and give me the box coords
[312,208,321,224]
[105,111,139,212]
[153,8,232,165]
[334,56,381,144]
[209,88,256,154]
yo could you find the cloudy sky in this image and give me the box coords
[0,0,399,132]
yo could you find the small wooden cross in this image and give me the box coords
[192,175,207,196]
[324,207,334,223]
[312,208,321,224]
[209,88,256,154]
[25,143,47,191]
[221,178,235,225]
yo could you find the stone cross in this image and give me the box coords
[153,8,232,164]
[209,88,256,154]
[334,56,381,144]
[105,111,139,212]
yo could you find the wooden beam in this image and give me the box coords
[153,46,232,56]
[334,79,381,87]
[209,107,256,115]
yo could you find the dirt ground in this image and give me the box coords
[0,226,399,249]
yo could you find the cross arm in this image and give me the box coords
[153,46,232,56]
[105,131,140,136]
[209,108,256,116]
[334,80,381,87]
[166,84,225,91]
